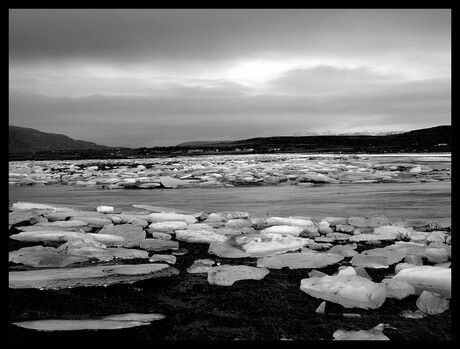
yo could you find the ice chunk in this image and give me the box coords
[381,279,415,299]
[11,202,71,212]
[157,176,189,188]
[9,246,89,267]
[239,233,310,257]
[96,206,114,213]
[148,254,176,264]
[98,224,145,248]
[187,259,216,273]
[148,212,197,224]
[9,263,179,290]
[363,246,407,265]
[148,221,188,232]
[416,291,450,315]
[316,301,326,314]
[352,246,407,268]
[208,241,250,258]
[207,265,269,286]
[300,275,386,309]
[373,226,410,239]
[308,270,328,278]
[175,229,229,243]
[257,251,343,269]
[265,216,315,229]
[13,313,165,331]
[327,244,358,258]
[349,233,395,242]
[351,254,389,269]
[139,239,179,251]
[425,248,449,264]
[333,323,390,340]
[392,265,451,299]
[337,266,357,277]
[10,231,125,246]
[260,225,304,236]
[404,254,423,265]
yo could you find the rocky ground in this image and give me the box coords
[8,199,451,342]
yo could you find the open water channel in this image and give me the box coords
[9,181,451,224]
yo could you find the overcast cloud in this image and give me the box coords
[9,9,451,147]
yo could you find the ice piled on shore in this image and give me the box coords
[300,274,387,309]
[8,153,451,189]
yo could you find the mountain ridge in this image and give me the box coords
[9,126,111,154]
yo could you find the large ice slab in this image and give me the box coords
[148,221,188,232]
[208,241,250,258]
[98,224,145,248]
[9,246,89,268]
[381,279,415,299]
[260,225,304,236]
[9,210,45,226]
[265,217,316,229]
[300,275,387,309]
[392,265,451,299]
[351,246,407,268]
[9,263,179,290]
[13,313,165,331]
[207,265,269,286]
[333,323,390,340]
[11,201,72,211]
[257,251,343,269]
[175,228,229,244]
[10,230,125,246]
[372,225,410,239]
[416,291,450,314]
[148,212,197,224]
[237,233,310,257]
[139,239,179,251]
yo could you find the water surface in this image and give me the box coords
[9,181,451,223]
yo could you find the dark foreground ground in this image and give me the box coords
[8,239,452,343]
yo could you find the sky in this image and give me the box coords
[9,9,451,147]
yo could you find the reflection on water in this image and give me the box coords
[9,181,451,223]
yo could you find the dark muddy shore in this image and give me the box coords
[8,239,451,342]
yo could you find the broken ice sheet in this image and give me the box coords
[300,274,386,309]
[207,265,269,286]
[9,263,179,290]
[333,323,390,340]
[13,313,165,331]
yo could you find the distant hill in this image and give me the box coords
[292,130,405,136]
[8,124,451,161]
[175,125,451,153]
[177,140,234,147]
[9,126,111,154]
